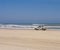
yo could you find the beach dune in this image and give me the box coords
[0,29,60,50]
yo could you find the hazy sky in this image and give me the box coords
[0,0,60,23]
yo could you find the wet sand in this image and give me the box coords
[0,29,60,50]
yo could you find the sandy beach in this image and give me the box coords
[0,29,60,50]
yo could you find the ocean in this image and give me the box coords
[0,23,60,30]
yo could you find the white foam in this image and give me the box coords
[0,24,60,30]
[0,24,38,29]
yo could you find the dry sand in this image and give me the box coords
[0,29,60,50]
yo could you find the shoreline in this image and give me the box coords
[0,28,60,31]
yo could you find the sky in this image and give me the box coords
[0,0,60,24]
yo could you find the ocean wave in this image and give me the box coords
[0,24,38,29]
[0,24,60,29]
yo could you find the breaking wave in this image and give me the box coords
[0,24,60,30]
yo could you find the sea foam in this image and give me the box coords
[0,24,60,30]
